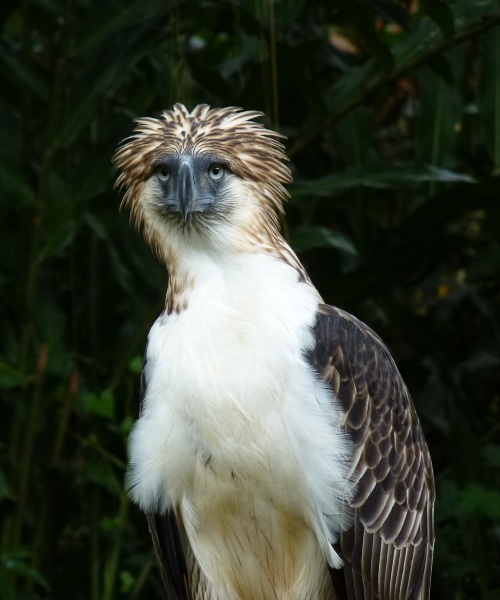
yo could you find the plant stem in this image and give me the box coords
[102,496,129,600]
[11,344,48,546]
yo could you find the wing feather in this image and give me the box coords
[308,304,434,600]
[146,512,190,599]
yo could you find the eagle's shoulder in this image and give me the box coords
[308,303,435,600]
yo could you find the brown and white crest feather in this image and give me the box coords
[113,103,292,228]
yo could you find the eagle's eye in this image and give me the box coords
[157,167,170,182]
[208,164,225,181]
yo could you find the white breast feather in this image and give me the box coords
[126,251,353,597]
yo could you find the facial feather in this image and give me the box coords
[113,103,311,286]
[113,103,291,227]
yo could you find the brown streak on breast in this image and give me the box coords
[165,261,195,315]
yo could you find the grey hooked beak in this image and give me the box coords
[161,155,217,219]
[178,159,196,221]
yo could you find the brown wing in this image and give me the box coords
[308,304,435,600]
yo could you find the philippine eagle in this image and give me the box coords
[113,103,434,600]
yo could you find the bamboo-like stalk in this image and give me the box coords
[11,344,48,547]
[30,369,79,573]
[2,0,41,555]
[4,0,75,585]
[102,495,130,600]
[130,561,154,599]
[90,486,102,600]
[268,0,279,133]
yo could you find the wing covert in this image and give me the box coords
[309,304,434,600]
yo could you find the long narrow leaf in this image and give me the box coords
[478,27,500,172]
[291,164,474,198]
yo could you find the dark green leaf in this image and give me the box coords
[74,0,169,56]
[483,445,500,467]
[416,57,462,185]
[0,47,48,100]
[290,226,357,254]
[129,355,143,375]
[0,468,11,499]
[420,0,455,37]
[80,458,120,494]
[0,155,34,206]
[361,0,410,29]
[85,390,115,419]
[240,0,307,31]
[478,27,500,172]
[0,552,51,590]
[426,54,454,85]
[0,360,27,388]
[457,484,500,520]
[119,570,135,593]
[292,164,474,198]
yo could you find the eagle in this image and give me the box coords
[113,103,434,600]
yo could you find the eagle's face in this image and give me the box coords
[113,104,292,258]
[136,150,261,257]
[149,153,229,221]
[151,154,229,221]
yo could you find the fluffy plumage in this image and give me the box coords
[113,103,434,599]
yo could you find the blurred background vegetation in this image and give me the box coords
[1,0,500,598]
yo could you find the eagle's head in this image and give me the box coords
[113,104,292,262]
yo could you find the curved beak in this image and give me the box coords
[161,156,217,220]
[178,159,196,221]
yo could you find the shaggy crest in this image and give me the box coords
[113,103,292,223]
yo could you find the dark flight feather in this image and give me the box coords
[309,304,434,600]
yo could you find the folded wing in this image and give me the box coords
[309,304,435,600]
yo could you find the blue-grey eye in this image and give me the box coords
[208,164,225,180]
[157,167,170,182]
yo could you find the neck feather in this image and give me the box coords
[163,229,314,315]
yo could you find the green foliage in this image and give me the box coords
[1,0,499,598]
